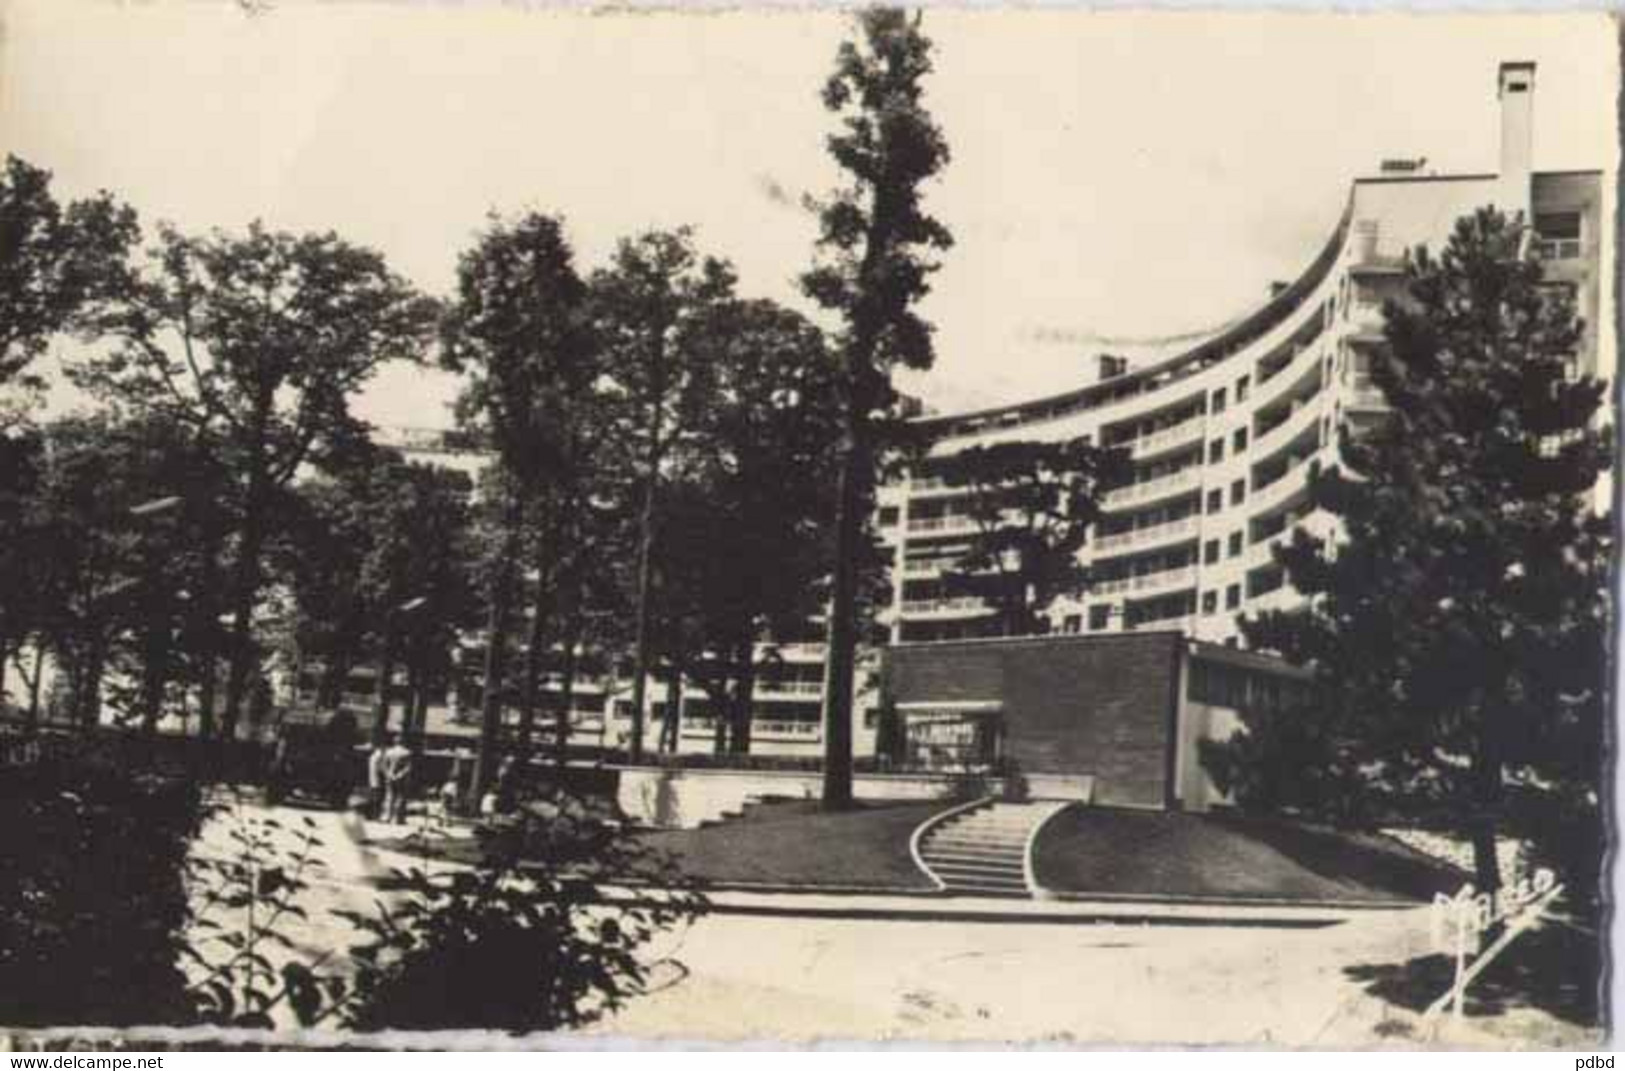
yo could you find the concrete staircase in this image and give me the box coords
[916,800,1061,896]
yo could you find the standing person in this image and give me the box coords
[384,735,413,824]
[367,736,389,819]
[448,746,475,816]
[494,754,519,815]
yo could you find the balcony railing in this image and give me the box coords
[1125,613,1201,634]
[906,514,979,535]
[1094,515,1200,554]
[1126,417,1205,458]
[754,719,822,738]
[1102,467,1200,509]
[755,680,824,696]
[900,596,993,616]
[1249,453,1319,516]
[1092,565,1199,598]
[1252,394,1324,461]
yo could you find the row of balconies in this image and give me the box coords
[1102,466,1202,509]
[1090,565,1199,598]
[899,595,997,617]
[1093,514,1201,554]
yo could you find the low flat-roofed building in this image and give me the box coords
[880,632,1313,811]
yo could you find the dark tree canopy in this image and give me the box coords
[1203,207,1611,904]
[0,156,138,404]
[935,438,1127,636]
[72,221,438,739]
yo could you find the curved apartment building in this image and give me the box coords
[880,61,1606,654]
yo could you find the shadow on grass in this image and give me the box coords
[1204,813,1465,901]
[1342,919,1601,1028]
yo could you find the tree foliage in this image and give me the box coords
[75,222,439,739]
[935,438,1126,636]
[1202,207,1611,905]
[591,228,737,763]
[653,299,843,752]
[0,156,138,407]
[443,212,599,787]
[802,7,952,807]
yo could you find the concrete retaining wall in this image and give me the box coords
[613,765,998,828]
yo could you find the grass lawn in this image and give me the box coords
[370,797,946,891]
[636,797,944,891]
[1033,807,1464,903]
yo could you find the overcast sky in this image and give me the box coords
[2,3,1615,426]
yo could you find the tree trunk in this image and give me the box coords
[661,651,683,754]
[627,468,659,766]
[194,525,223,739]
[819,429,864,809]
[712,674,729,755]
[554,604,580,769]
[517,538,552,753]
[25,642,44,731]
[222,475,269,742]
[731,637,755,755]
[79,640,106,731]
[140,617,171,736]
[404,656,426,751]
[1470,690,1507,900]
[412,672,429,749]
[371,623,394,747]
[472,493,522,803]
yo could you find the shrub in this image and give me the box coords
[0,741,206,1027]
[335,786,706,1033]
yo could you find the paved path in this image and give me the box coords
[586,906,1451,1044]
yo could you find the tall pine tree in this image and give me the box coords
[1203,207,1611,906]
[803,8,952,808]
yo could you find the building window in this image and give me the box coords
[1206,489,1223,513]
[1534,211,1582,260]
[1208,438,1225,463]
[1201,590,1218,615]
[1230,479,1246,506]
[1236,375,1250,402]
[1204,539,1220,565]
[1228,532,1243,557]
[1088,604,1112,631]
[1063,614,1082,634]
[1233,427,1249,452]
[878,506,899,528]
[1225,584,1241,610]
[1210,387,1227,414]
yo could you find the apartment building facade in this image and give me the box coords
[880,61,1606,654]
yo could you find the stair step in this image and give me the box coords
[925,844,1025,860]
[934,828,1029,842]
[929,851,1027,864]
[925,851,1026,868]
[936,845,1020,858]
[928,863,1026,880]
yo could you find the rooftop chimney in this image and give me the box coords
[1497,61,1536,219]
